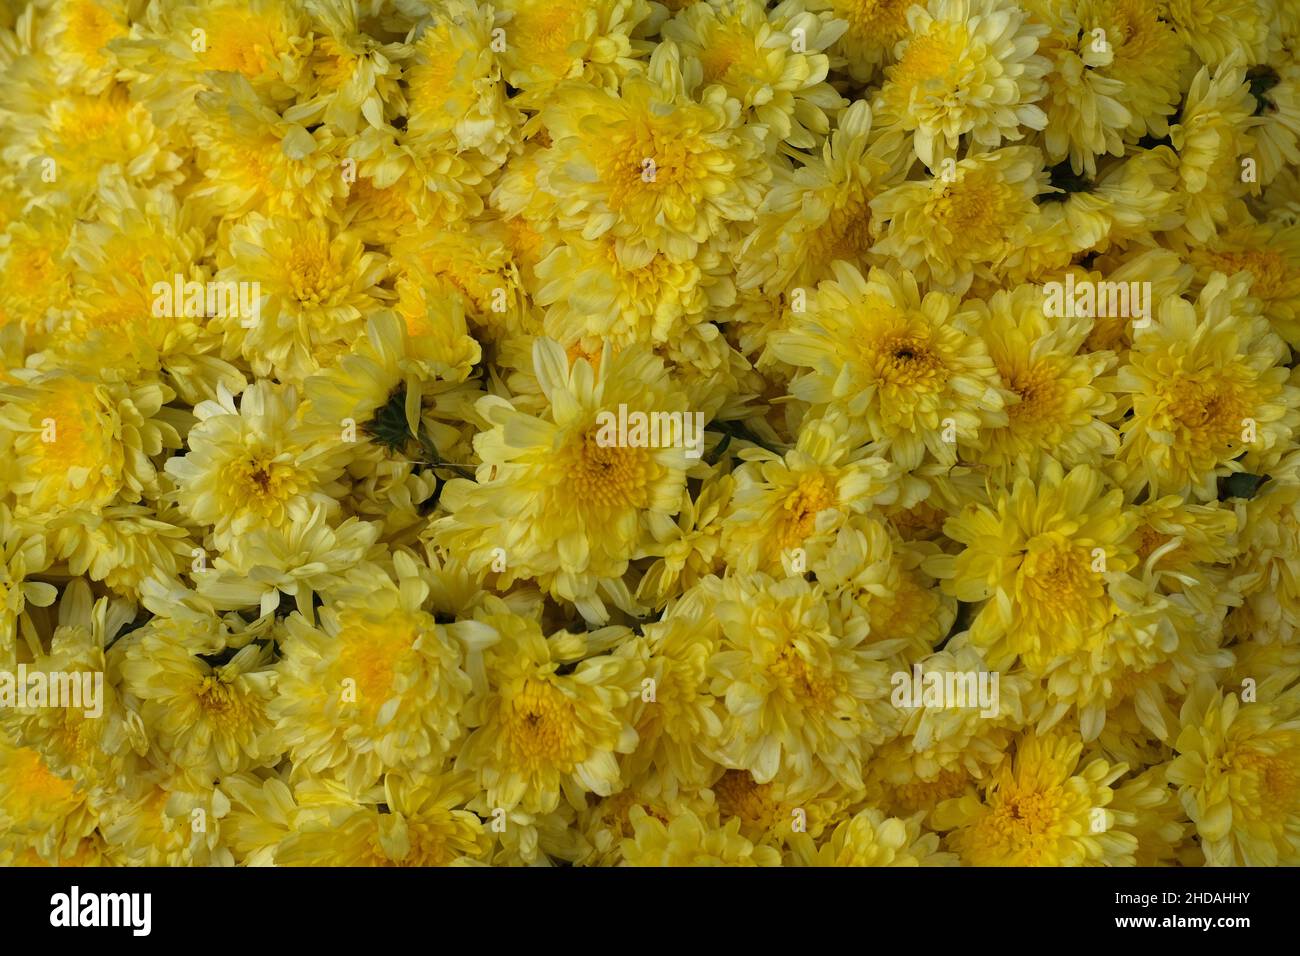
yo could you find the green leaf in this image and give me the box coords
[1219,472,1270,500]
[363,386,415,455]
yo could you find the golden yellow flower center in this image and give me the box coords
[51,709,98,767]
[30,382,110,483]
[889,500,947,540]
[769,642,839,709]
[891,25,967,93]
[314,37,359,91]
[1016,538,1103,617]
[985,785,1062,850]
[869,569,935,638]
[779,473,835,549]
[1109,660,1170,700]
[204,12,284,77]
[1234,745,1300,819]
[11,747,77,805]
[835,0,914,41]
[872,333,947,391]
[51,90,132,150]
[334,614,421,724]
[597,790,669,836]
[1165,378,1248,449]
[394,820,460,867]
[931,170,1020,241]
[1006,361,1066,426]
[195,674,252,731]
[509,0,584,75]
[1201,248,1289,299]
[287,237,337,304]
[502,678,581,766]
[569,427,649,509]
[888,767,969,813]
[64,0,123,66]
[608,127,686,201]
[353,178,411,225]
[7,243,61,310]
[80,294,145,336]
[696,26,752,86]
[227,455,299,511]
[565,341,605,376]
[713,770,779,828]
[1135,524,1172,561]
[504,216,544,271]
[809,195,874,264]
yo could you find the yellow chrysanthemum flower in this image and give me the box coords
[269,557,480,794]
[1186,218,1300,348]
[1229,455,1300,645]
[0,202,75,348]
[275,774,491,866]
[57,173,242,405]
[664,0,846,149]
[1247,61,1300,186]
[0,736,97,865]
[401,0,519,163]
[789,807,956,866]
[290,0,402,136]
[721,413,900,574]
[494,0,652,103]
[874,0,1050,168]
[933,731,1137,865]
[434,339,697,622]
[702,572,897,787]
[867,642,1033,815]
[1023,0,1130,176]
[1077,0,1187,141]
[190,74,345,220]
[636,470,732,608]
[535,231,731,352]
[120,616,279,779]
[620,806,781,866]
[1162,0,1273,68]
[49,504,195,601]
[927,460,1138,672]
[621,600,725,794]
[215,212,389,384]
[811,0,914,81]
[1,580,143,789]
[5,0,1300,873]
[771,262,1009,468]
[44,0,129,92]
[1131,494,1238,615]
[165,381,350,551]
[738,100,900,294]
[110,0,309,116]
[1170,55,1260,243]
[194,506,381,616]
[871,146,1049,291]
[574,782,717,865]
[1116,272,1300,501]
[455,603,640,814]
[965,283,1119,477]
[540,44,771,262]
[815,515,956,658]
[1106,765,1191,866]
[3,75,180,204]
[711,766,853,844]
[1169,681,1300,866]
[0,369,180,516]
[96,771,234,866]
